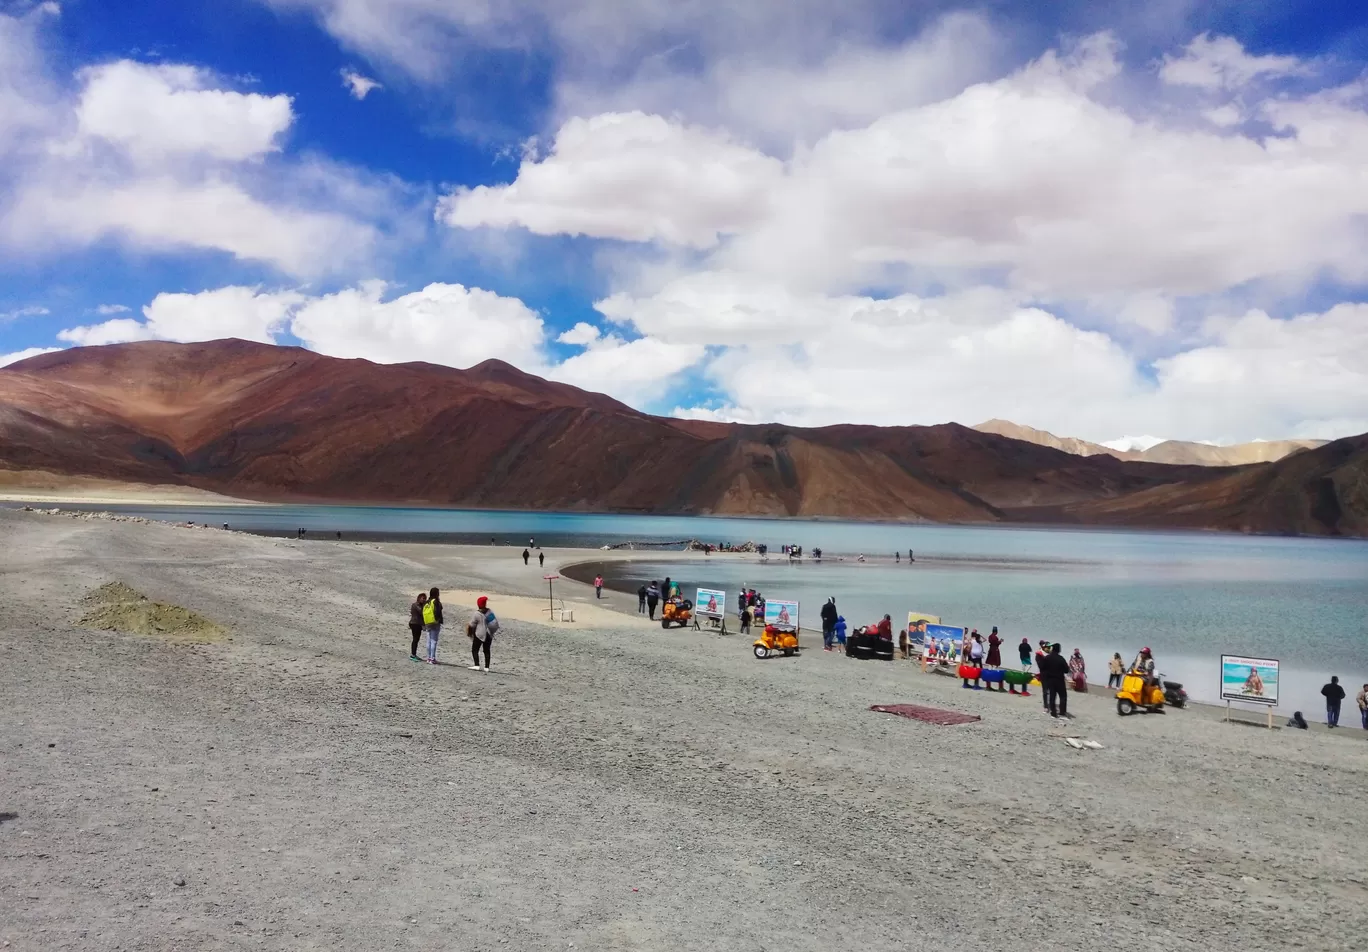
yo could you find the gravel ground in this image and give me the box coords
[2,508,1366,952]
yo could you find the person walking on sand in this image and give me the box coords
[467,596,500,673]
[422,587,443,664]
[637,584,647,614]
[594,574,604,599]
[646,581,660,620]
[1039,643,1071,718]
[408,592,427,662]
[740,604,753,635]
[1321,676,1346,728]
[1357,684,1368,730]
[1107,653,1125,689]
[538,551,544,568]
[522,548,530,566]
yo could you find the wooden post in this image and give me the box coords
[1267,707,1273,730]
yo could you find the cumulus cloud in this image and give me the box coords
[0,345,60,367]
[58,286,304,346]
[1159,34,1304,91]
[440,112,783,248]
[0,305,49,322]
[551,321,705,402]
[340,67,381,99]
[0,12,394,276]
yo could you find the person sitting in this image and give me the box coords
[1287,711,1309,730]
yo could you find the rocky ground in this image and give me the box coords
[2,508,1365,951]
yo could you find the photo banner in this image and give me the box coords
[764,599,800,630]
[923,624,965,646]
[695,588,726,618]
[905,615,943,643]
[1220,655,1280,706]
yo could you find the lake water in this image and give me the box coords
[30,503,1368,713]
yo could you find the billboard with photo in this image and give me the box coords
[1220,655,1280,706]
[764,599,800,630]
[695,588,726,618]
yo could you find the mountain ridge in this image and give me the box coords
[2,339,1364,536]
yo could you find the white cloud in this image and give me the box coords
[439,112,783,248]
[58,286,304,346]
[74,61,293,161]
[0,345,60,367]
[290,281,547,368]
[340,68,382,99]
[0,305,49,322]
[0,14,392,276]
[93,303,130,315]
[551,321,705,402]
[1159,34,1304,91]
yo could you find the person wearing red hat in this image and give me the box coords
[467,596,501,673]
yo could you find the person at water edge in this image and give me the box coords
[594,574,604,599]
[820,598,838,650]
[408,592,427,661]
[740,604,753,635]
[986,628,1002,668]
[876,614,893,642]
[1039,644,1071,717]
[1069,649,1087,692]
[467,596,500,672]
[522,548,529,565]
[834,615,847,649]
[538,551,545,568]
[1358,684,1368,729]
[662,576,673,601]
[961,628,973,662]
[1018,638,1032,670]
[1321,676,1346,728]
[637,585,647,614]
[1035,641,1051,710]
[422,587,443,664]
[646,582,660,620]
[1108,653,1125,689]
[1287,711,1309,729]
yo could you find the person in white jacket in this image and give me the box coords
[468,596,500,672]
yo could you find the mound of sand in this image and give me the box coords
[79,581,225,642]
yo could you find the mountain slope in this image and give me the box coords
[1,339,1363,535]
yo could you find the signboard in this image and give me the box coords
[1220,655,1279,706]
[764,599,800,631]
[695,588,726,618]
[923,623,964,646]
[907,611,941,630]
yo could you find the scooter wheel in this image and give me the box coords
[1117,698,1136,716]
[754,645,769,659]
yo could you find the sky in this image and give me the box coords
[2,0,1367,446]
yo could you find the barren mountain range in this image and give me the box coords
[0,340,1364,536]
[972,419,1326,466]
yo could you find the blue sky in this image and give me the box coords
[2,0,1368,444]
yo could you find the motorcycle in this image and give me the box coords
[1162,678,1188,708]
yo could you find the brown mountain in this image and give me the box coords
[1,340,1364,535]
[972,419,1326,466]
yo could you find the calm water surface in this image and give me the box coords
[33,503,1368,711]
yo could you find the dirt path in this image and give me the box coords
[2,509,1365,951]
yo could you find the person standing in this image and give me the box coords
[1069,649,1087,692]
[522,548,530,566]
[1357,684,1368,730]
[834,615,847,651]
[538,551,545,568]
[1321,676,1346,728]
[820,598,838,651]
[408,592,427,662]
[740,604,753,635]
[422,587,443,664]
[1018,638,1032,670]
[594,574,604,599]
[1034,641,1051,710]
[646,581,660,620]
[1107,653,1125,689]
[986,628,1002,668]
[468,596,500,672]
[1039,643,1071,718]
[637,584,647,614]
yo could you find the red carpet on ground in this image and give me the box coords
[870,704,981,726]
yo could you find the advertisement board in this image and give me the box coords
[764,599,800,630]
[1220,655,1280,706]
[907,611,941,632]
[695,588,726,618]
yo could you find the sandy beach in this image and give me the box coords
[0,470,257,506]
[3,507,1366,951]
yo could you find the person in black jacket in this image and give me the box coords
[820,598,838,650]
[408,592,427,661]
[1321,676,1346,728]
[1038,643,1072,718]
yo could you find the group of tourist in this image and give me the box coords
[1315,677,1368,730]
[634,577,681,620]
[406,587,500,672]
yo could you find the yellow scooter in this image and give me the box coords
[1116,671,1166,715]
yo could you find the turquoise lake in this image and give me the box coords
[33,503,1368,712]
